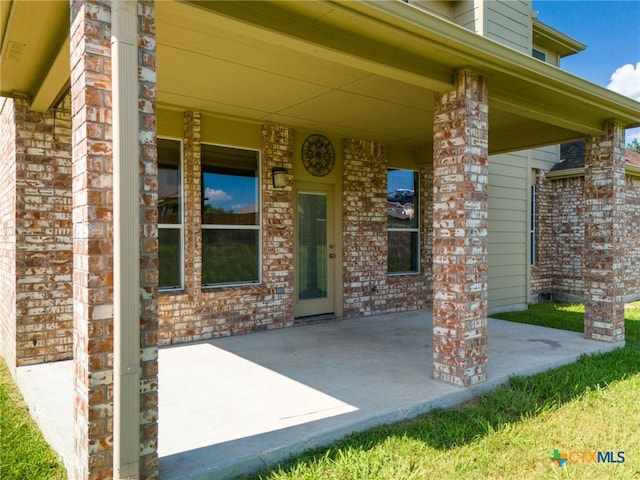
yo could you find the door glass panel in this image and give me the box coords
[298,192,328,301]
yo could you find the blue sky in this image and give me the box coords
[533,0,640,144]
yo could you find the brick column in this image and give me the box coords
[183,111,202,295]
[262,124,295,325]
[432,70,489,387]
[70,1,115,477]
[138,2,159,477]
[70,1,158,478]
[584,121,626,343]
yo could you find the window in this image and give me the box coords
[532,48,546,62]
[201,144,260,286]
[158,138,183,289]
[530,183,536,266]
[387,169,419,274]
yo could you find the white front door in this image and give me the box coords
[294,183,335,318]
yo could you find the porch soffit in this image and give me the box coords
[2,0,639,154]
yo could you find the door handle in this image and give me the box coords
[329,253,335,258]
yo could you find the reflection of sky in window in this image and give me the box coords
[204,172,258,213]
[388,169,415,193]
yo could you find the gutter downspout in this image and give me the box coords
[111,1,140,478]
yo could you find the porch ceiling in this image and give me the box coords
[2,0,639,154]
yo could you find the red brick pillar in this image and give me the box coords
[70,1,158,478]
[432,70,489,387]
[183,111,202,296]
[70,1,115,477]
[584,121,626,343]
[261,124,295,325]
[137,2,159,477]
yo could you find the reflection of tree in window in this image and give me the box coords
[201,144,260,286]
[387,169,419,274]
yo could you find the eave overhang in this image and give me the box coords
[532,18,586,58]
[547,163,640,180]
[2,0,639,155]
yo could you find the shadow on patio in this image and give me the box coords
[15,309,621,479]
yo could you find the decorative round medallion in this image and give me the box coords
[301,134,335,177]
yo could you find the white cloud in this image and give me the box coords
[606,62,640,146]
[607,62,640,101]
[204,187,231,203]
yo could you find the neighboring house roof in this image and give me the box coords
[548,140,640,177]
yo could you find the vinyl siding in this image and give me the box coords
[453,0,481,32]
[411,0,455,20]
[488,151,529,312]
[485,0,531,53]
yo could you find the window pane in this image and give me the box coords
[159,228,181,288]
[297,192,328,300]
[202,229,259,285]
[388,231,419,273]
[387,169,417,228]
[202,144,259,226]
[158,139,181,224]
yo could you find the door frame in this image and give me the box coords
[293,180,343,319]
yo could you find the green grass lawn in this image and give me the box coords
[0,360,66,480]
[247,302,640,480]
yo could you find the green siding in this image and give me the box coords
[488,151,529,311]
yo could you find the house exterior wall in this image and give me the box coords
[0,98,17,372]
[156,112,431,345]
[158,119,295,345]
[531,171,640,304]
[342,139,432,318]
[446,0,532,54]
[0,94,73,370]
[484,0,532,54]
[626,176,640,298]
[452,1,480,31]
[487,152,529,312]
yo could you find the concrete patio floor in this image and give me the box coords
[16,310,622,479]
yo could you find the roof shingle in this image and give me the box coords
[550,140,640,171]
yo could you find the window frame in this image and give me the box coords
[530,183,537,267]
[532,48,547,62]
[200,142,262,288]
[387,168,420,275]
[157,137,184,291]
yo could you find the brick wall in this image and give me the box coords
[0,98,17,372]
[529,170,553,298]
[158,123,295,344]
[532,169,640,303]
[625,176,640,299]
[342,138,388,317]
[158,124,432,344]
[341,138,431,318]
[551,176,585,301]
[0,94,73,370]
